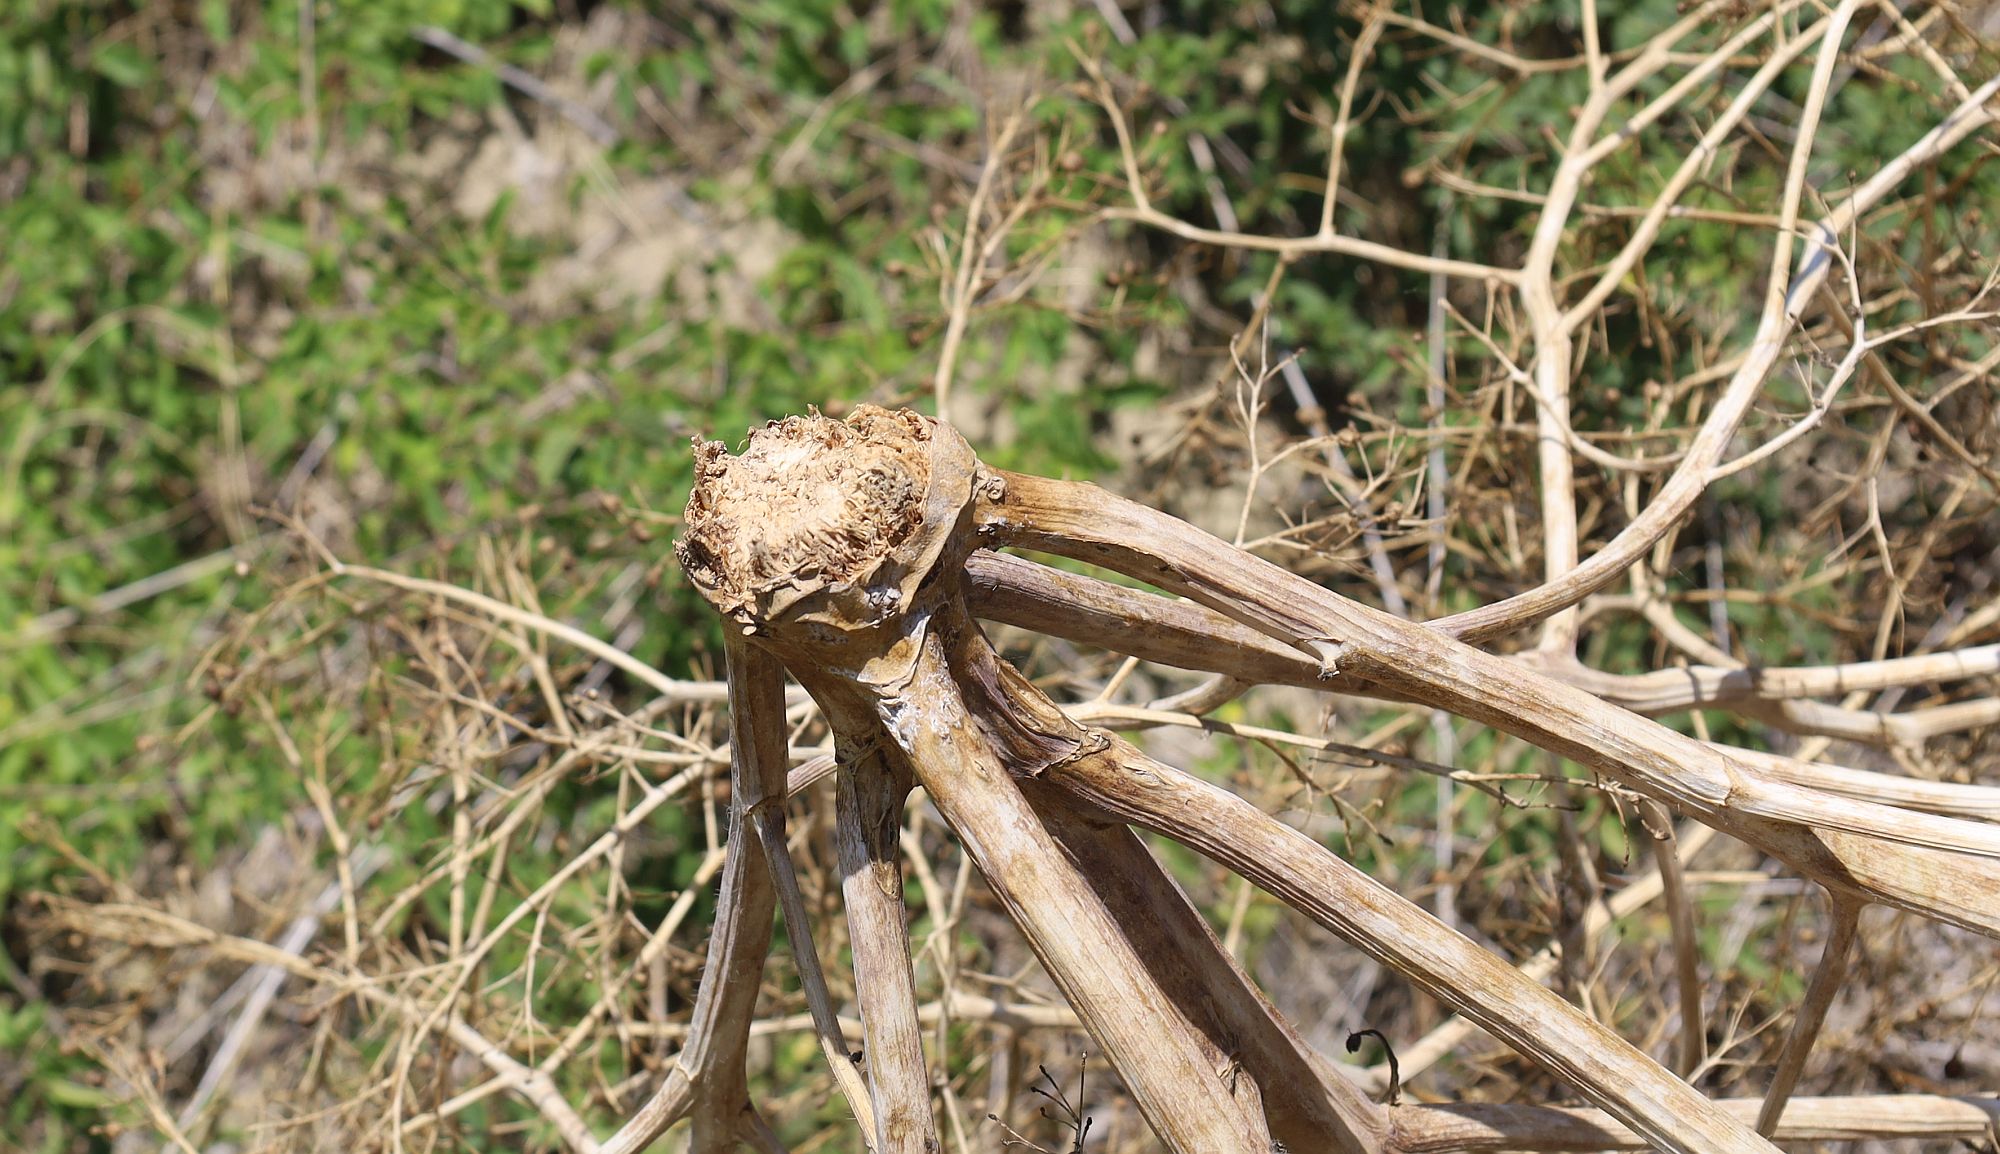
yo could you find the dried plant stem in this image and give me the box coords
[42,899,601,1153]
[1388,1094,2000,1151]
[730,636,881,1143]
[1045,735,1764,1153]
[881,649,1288,1151]
[1518,0,1856,655]
[969,550,2000,770]
[600,643,793,1154]
[1433,70,2000,644]
[334,562,733,703]
[933,111,1024,418]
[981,471,2000,927]
[1105,202,1517,284]
[835,752,939,1154]
[1319,11,1385,238]
[1754,899,1861,1135]
[666,407,2000,1152]
[1381,822,1720,1090]
[751,805,880,1139]
[1641,800,1707,1078]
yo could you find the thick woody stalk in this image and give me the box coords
[833,750,940,1154]
[729,633,881,1143]
[599,642,789,1154]
[920,604,1385,1152]
[976,471,2000,934]
[676,408,1376,1153]
[669,406,1999,1154]
[885,623,1279,1152]
[1037,722,1767,1153]
[965,552,2000,822]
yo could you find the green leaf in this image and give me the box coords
[89,43,152,89]
[532,423,582,487]
[42,1079,114,1109]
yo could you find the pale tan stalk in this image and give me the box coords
[970,550,2000,738]
[676,408,1379,1153]
[600,643,792,1154]
[1641,800,1706,1077]
[1754,899,1861,1135]
[1432,71,2000,643]
[664,407,2000,1154]
[1041,735,1771,1154]
[980,474,2000,889]
[730,636,880,1144]
[1386,1095,2000,1150]
[866,634,1282,1152]
[834,751,940,1154]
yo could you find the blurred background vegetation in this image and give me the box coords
[4,0,1996,1150]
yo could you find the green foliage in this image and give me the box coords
[0,2,1141,1144]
